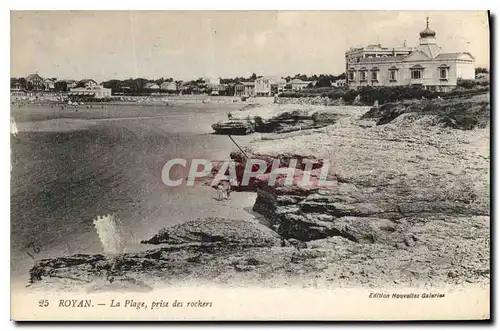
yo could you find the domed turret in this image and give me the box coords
[416,16,441,57]
[420,17,436,38]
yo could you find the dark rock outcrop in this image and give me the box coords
[211,120,254,135]
[211,104,360,135]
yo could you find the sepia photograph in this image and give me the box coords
[9,10,490,321]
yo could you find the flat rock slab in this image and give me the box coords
[141,217,282,248]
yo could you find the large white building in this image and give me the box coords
[346,18,475,92]
[69,85,112,99]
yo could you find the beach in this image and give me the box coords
[10,101,260,284]
[11,94,490,291]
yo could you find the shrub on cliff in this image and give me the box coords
[358,86,439,105]
[278,92,307,98]
[362,94,490,130]
[457,78,478,89]
[326,89,346,100]
[342,89,359,104]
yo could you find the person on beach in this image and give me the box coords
[215,178,232,201]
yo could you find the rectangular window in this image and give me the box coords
[389,70,397,81]
[371,71,378,81]
[440,68,448,79]
[360,71,367,81]
[348,71,355,81]
[411,70,422,80]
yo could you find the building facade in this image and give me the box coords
[26,73,45,90]
[234,82,255,97]
[78,79,98,88]
[145,82,160,92]
[69,85,112,100]
[65,80,77,89]
[204,77,221,87]
[254,76,286,96]
[346,19,475,92]
[331,79,346,88]
[44,78,56,90]
[160,81,177,93]
[291,79,313,91]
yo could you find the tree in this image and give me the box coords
[250,73,257,80]
[475,67,489,75]
[315,77,332,88]
[336,72,346,80]
[54,81,68,92]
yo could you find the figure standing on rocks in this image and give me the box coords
[215,179,232,201]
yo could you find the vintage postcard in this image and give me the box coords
[10,10,490,321]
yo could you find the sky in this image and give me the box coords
[10,11,490,81]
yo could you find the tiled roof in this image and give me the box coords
[434,53,462,60]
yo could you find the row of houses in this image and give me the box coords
[13,74,102,91]
[233,77,346,97]
[12,75,112,101]
[14,73,347,99]
[14,19,477,100]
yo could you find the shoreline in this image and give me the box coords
[10,102,258,283]
[12,96,490,290]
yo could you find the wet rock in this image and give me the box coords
[213,104,358,135]
[211,120,254,135]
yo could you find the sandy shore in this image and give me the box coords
[10,102,259,284]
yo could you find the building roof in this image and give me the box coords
[415,45,441,59]
[160,81,176,88]
[26,73,43,80]
[145,82,160,89]
[70,86,110,92]
[79,79,97,84]
[434,52,475,60]
[358,55,406,64]
[291,79,310,84]
[241,81,255,86]
[258,76,285,82]
[435,53,461,60]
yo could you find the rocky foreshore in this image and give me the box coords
[274,96,344,106]
[211,103,363,135]
[27,94,490,290]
